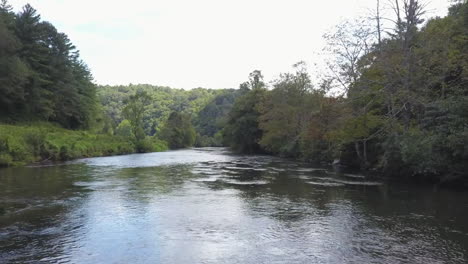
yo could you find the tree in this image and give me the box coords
[258,62,314,157]
[160,112,196,149]
[0,6,28,117]
[14,4,55,119]
[115,119,134,138]
[323,19,375,95]
[195,89,241,138]
[0,2,96,129]
[122,90,151,142]
[223,70,266,153]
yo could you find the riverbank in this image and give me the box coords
[0,123,168,167]
[238,151,468,189]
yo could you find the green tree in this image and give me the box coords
[160,112,196,149]
[258,62,317,157]
[0,2,96,129]
[0,4,28,118]
[223,70,266,153]
[122,91,151,142]
[14,4,55,119]
[194,89,241,145]
[115,119,134,138]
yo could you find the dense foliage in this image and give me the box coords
[223,71,266,153]
[0,123,139,166]
[160,112,196,149]
[0,1,240,166]
[194,89,243,146]
[97,84,240,146]
[0,2,96,129]
[1,0,466,187]
[224,1,468,184]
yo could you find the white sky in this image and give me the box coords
[10,0,451,89]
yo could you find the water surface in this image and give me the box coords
[1,148,467,263]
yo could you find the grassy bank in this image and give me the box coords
[0,123,168,167]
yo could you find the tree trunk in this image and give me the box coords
[355,141,362,165]
[376,0,382,47]
[363,139,368,169]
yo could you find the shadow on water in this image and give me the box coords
[1,148,468,263]
[188,152,468,263]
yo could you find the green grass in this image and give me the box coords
[0,122,168,167]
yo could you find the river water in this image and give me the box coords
[0,148,467,263]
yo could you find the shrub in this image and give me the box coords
[0,123,168,167]
[24,130,46,156]
[152,138,168,152]
[0,153,13,167]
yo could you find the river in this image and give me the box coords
[0,148,467,263]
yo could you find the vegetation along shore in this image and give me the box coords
[0,1,467,186]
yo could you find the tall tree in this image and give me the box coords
[0,2,97,128]
[223,70,266,153]
[14,4,55,119]
[0,3,28,117]
[258,62,314,157]
[122,90,151,142]
[160,112,196,149]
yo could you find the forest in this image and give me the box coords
[223,1,468,184]
[0,0,467,184]
[97,84,242,148]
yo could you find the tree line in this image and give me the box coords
[1,0,466,184]
[0,0,241,155]
[97,84,242,149]
[0,1,97,129]
[223,1,468,183]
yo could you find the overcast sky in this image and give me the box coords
[10,0,451,89]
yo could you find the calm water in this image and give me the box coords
[1,148,467,263]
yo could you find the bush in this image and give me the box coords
[42,142,60,160]
[0,136,8,152]
[0,153,13,167]
[152,138,168,152]
[136,138,154,153]
[0,123,165,167]
[7,136,33,163]
[24,130,46,156]
[136,137,169,153]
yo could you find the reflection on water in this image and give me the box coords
[1,148,467,263]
